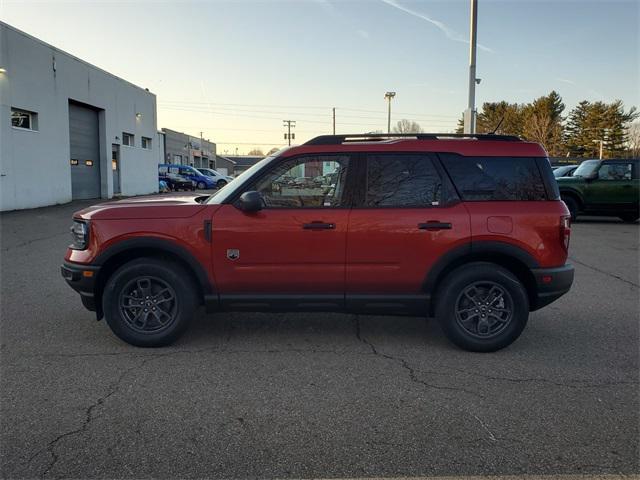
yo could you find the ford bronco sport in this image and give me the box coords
[557,158,640,222]
[62,133,574,352]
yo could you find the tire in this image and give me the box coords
[619,213,639,223]
[562,195,579,222]
[102,258,198,347]
[435,262,529,352]
[197,181,206,190]
[217,179,227,189]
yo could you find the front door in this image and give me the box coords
[112,144,121,194]
[345,153,471,314]
[212,154,353,310]
[585,161,638,210]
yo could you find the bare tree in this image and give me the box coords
[247,148,264,156]
[626,122,640,158]
[267,147,280,155]
[392,119,423,134]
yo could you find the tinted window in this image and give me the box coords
[440,155,547,201]
[252,155,350,208]
[365,154,442,207]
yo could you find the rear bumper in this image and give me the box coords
[61,262,100,313]
[530,263,574,310]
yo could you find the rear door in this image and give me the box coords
[345,153,471,314]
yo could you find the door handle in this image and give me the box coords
[418,221,452,231]
[303,222,336,230]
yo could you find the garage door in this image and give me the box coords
[69,103,101,199]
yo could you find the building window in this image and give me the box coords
[141,136,152,149]
[122,132,134,147]
[11,108,38,131]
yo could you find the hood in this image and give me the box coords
[74,193,218,220]
[556,176,585,185]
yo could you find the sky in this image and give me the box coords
[1,0,638,155]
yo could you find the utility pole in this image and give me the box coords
[200,131,204,167]
[384,92,396,134]
[464,0,478,134]
[283,120,296,146]
[332,108,336,135]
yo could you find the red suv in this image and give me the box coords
[62,133,574,352]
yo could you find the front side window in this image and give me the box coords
[252,155,350,208]
[365,154,442,207]
[598,163,632,181]
[122,132,134,146]
[440,155,547,201]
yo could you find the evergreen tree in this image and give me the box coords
[565,100,638,158]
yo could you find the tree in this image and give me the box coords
[476,101,525,136]
[521,91,565,156]
[267,147,280,155]
[565,100,639,158]
[247,148,264,156]
[626,122,640,158]
[392,119,423,134]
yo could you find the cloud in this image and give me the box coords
[556,77,577,86]
[357,29,370,39]
[380,0,494,53]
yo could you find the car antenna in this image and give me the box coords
[490,116,505,135]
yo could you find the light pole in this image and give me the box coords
[464,0,478,134]
[384,91,396,134]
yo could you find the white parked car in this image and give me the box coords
[196,168,234,188]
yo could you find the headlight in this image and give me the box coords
[70,220,89,250]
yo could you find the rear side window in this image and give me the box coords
[440,154,547,201]
[365,154,442,207]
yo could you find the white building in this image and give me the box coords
[0,22,159,211]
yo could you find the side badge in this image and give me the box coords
[227,249,240,261]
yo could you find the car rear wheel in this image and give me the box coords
[217,179,227,189]
[562,196,579,221]
[102,258,197,347]
[435,262,529,352]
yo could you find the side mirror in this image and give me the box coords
[586,172,599,182]
[237,191,263,213]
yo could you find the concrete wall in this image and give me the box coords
[161,128,216,167]
[0,22,158,211]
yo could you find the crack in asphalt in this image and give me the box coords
[28,355,156,477]
[352,315,485,400]
[570,256,639,288]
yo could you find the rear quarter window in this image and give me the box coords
[439,154,548,201]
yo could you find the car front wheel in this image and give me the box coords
[197,181,206,189]
[102,258,197,347]
[435,262,529,352]
[217,179,227,189]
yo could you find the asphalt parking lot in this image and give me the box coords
[1,200,638,479]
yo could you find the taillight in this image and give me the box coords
[560,215,571,251]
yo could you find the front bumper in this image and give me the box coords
[530,263,575,310]
[61,262,101,313]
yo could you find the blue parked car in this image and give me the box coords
[158,164,216,190]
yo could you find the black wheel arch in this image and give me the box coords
[92,238,214,319]
[559,188,584,209]
[424,241,539,316]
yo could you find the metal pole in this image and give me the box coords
[332,108,336,135]
[599,140,603,160]
[465,0,478,134]
[387,98,391,134]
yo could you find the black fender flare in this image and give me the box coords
[93,237,214,295]
[423,240,539,293]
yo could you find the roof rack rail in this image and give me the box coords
[304,133,522,145]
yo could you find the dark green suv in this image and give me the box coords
[558,159,639,222]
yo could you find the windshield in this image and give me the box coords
[573,160,601,177]
[205,154,279,204]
